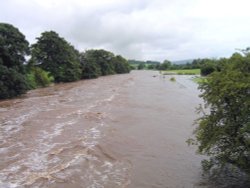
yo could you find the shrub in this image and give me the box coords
[27,67,54,88]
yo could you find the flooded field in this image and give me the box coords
[0,70,242,188]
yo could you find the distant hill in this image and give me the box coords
[172,59,194,65]
[129,59,195,65]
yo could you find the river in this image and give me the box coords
[0,71,240,188]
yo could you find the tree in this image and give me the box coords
[200,61,216,76]
[192,51,250,176]
[159,60,171,70]
[147,64,155,70]
[138,63,145,70]
[31,31,81,82]
[80,50,130,77]
[112,55,130,74]
[82,49,116,76]
[95,49,116,75]
[80,51,101,79]
[0,23,30,99]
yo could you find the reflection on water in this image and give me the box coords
[0,71,248,187]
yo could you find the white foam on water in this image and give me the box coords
[25,152,48,171]
[82,127,101,148]
[0,147,8,154]
[84,160,130,188]
[0,80,132,187]
[56,109,84,119]
[39,119,78,142]
[0,181,19,188]
[102,161,113,169]
[105,94,115,102]
[1,111,35,135]
[0,108,7,112]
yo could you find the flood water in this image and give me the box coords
[0,70,236,187]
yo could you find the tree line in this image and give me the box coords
[0,23,130,99]
[130,57,237,77]
[128,59,171,70]
[128,58,214,74]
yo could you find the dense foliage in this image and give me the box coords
[0,23,131,99]
[158,60,171,70]
[80,49,130,78]
[31,31,81,82]
[112,55,130,74]
[0,23,30,99]
[192,51,250,176]
[85,49,115,76]
[80,51,101,79]
[137,63,146,70]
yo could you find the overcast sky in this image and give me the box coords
[1,0,250,61]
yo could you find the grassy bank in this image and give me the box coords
[192,76,207,84]
[162,69,200,75]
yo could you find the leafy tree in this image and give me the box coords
[80,51,101,79]
[200,61,216,76]
[192,51,250,176]
[96,49,116,75]
[80,50,130,77]
[159,60,172,70]
[147,64,155,69]
[83,49,116,76]
[0,23,29,99]
[112,55,130,74]
[138,63,145,70]
[31,31,81,82]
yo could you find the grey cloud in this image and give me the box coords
[1,0,250,61]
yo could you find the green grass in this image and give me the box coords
[130,64,139,68]
[192,76,207,84]
[162,69,200,75]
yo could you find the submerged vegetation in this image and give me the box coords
[169,77,176,82]
[0,23,130,99]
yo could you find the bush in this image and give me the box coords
[200,62,216,76]
[26,73,37,89]
[27,67,54,89]
[170,77,176,82]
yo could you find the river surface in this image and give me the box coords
[0,71,223,187]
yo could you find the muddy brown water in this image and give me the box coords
[0,71,213,187]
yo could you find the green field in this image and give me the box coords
[162,69,200,75]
